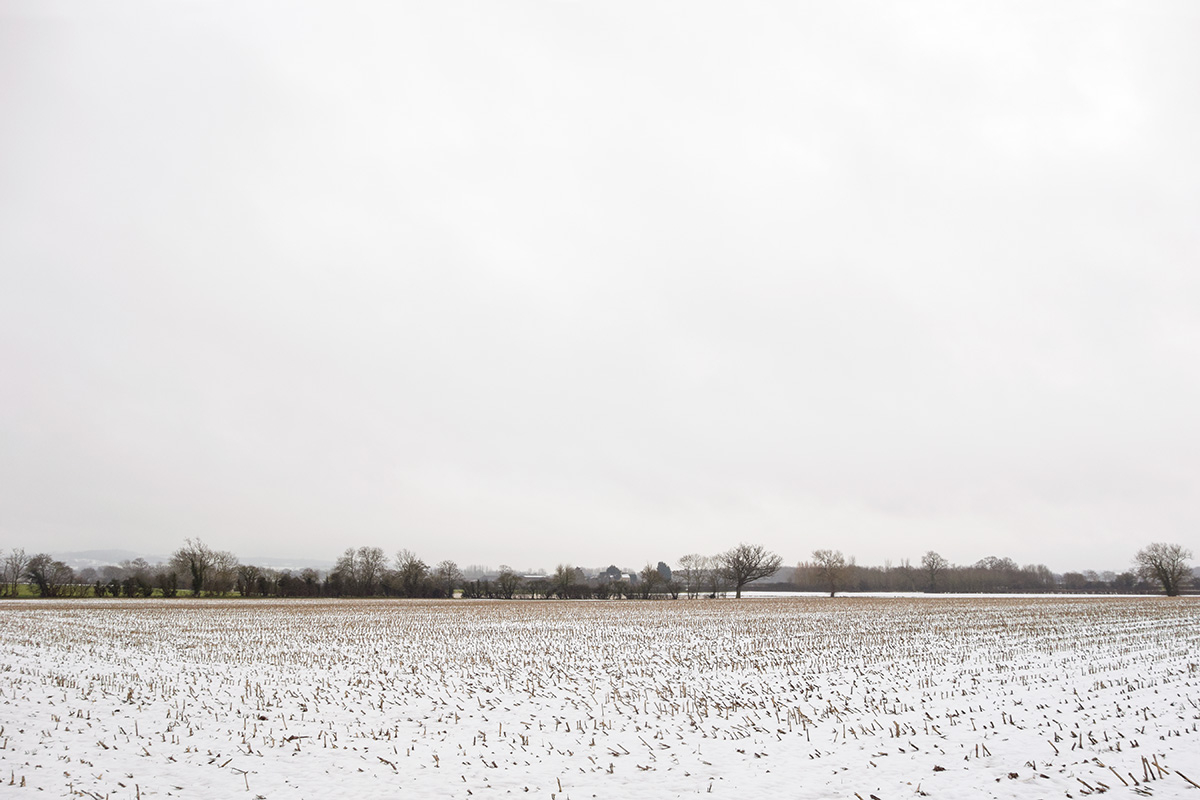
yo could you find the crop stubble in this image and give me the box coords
[1,597,1197,798]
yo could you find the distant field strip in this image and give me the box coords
[1,597,1197,798]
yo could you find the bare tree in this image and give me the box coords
[718,543,783,599]
[26,553,74,597]
[208,550,240,596]
[677,554,705,598]
[299,567,321,595]
[118,558,153,597]
[921,550,949,593]
[357,546,387,595]
[550,564,574,598]
[1134,543,1193,596]
[433,559,463,598]
[638,563,664,599]
[394,549,429,597]
[333,546,388,595]
[495,565,522,599]
[171,538,217,596]
[155,568,179,597]
[703,555,730,597]
[237,564,263,596]
[812,549,848,597]
[332,547,359,593]
[3,548,29,597]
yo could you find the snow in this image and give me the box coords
[1,597,1197,798]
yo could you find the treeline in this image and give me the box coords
[0,551,92,598]
[0,541,781,600]
[1,541,1192,599]
[791,550,1176,595]
[0,545,320,599]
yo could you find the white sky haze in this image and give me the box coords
[2,1,1198,572]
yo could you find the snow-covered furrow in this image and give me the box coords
[1,597,1197,798]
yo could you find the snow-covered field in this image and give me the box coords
[1,597,1197,799]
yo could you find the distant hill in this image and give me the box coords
[240,555,335,571]
[51,549,332,572]
[52,549,170,570]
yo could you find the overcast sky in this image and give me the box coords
[2,1,1198,573]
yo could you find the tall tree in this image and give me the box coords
[1134,543,1193,596]
[638,563,664,599]
[677,554,704,599]
[156,569,179,597]
[357,546,387,595]
[718,543,782,599]
[3,548,29,596]
[332,548,359,594]
[703,555,730,597]
[237,564,263,596]
[334,546,388,595]
[551,564,575,599]
[921,550,949,592]
[209,549,240,595]
[394,549,429,597]
[299,568,321,595]
[433,559,463,598]
[495,565,522,599]
[812,549,848,597]
[25,553,74,597]
[171,538,216,596]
